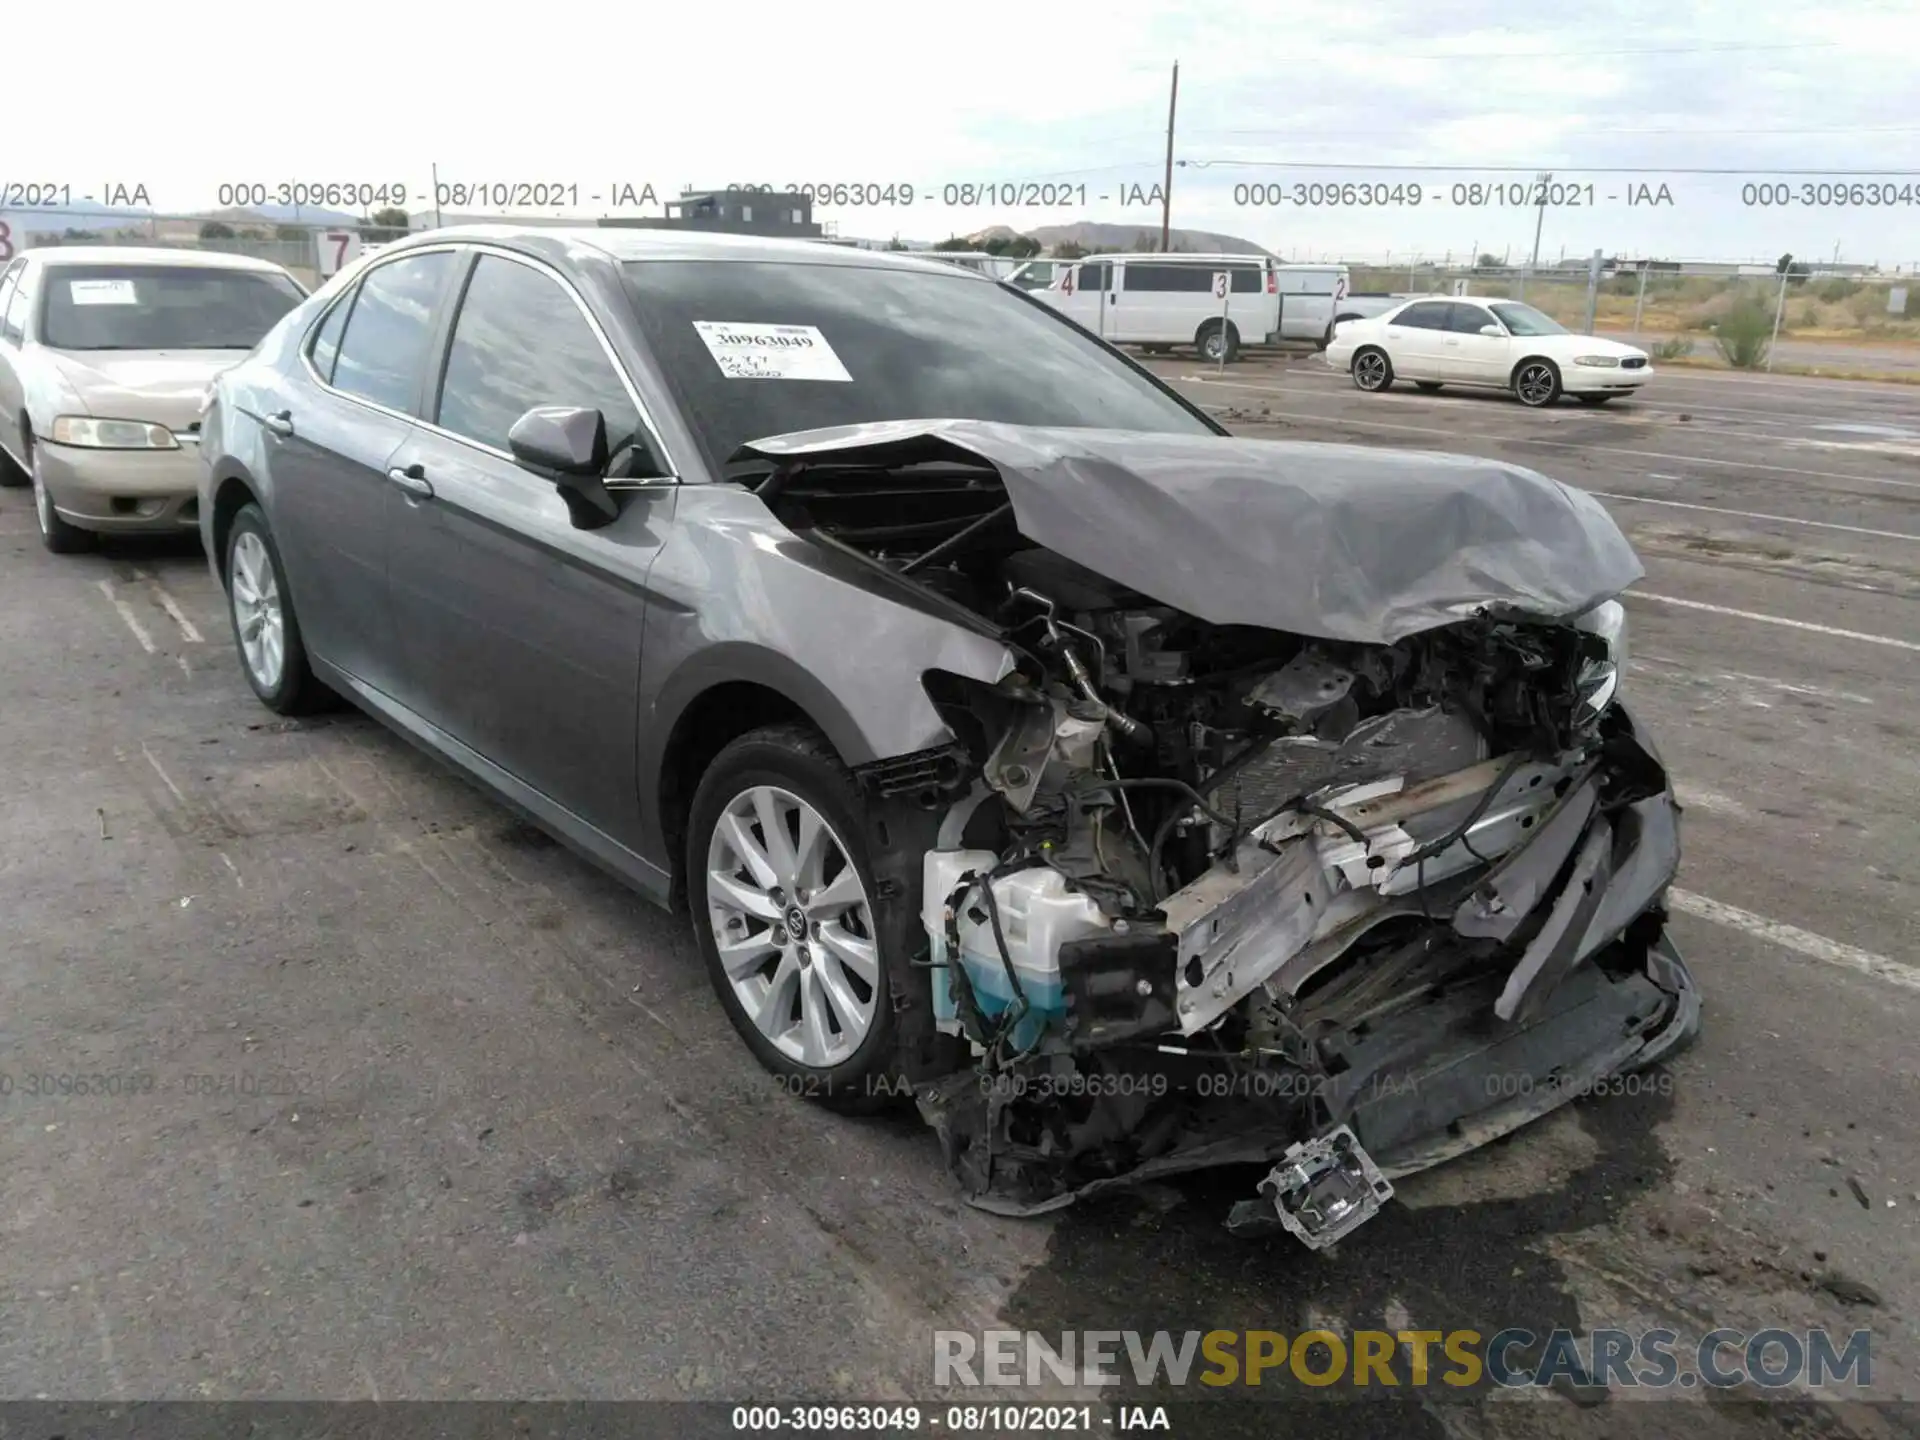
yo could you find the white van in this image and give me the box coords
[1011,255,1352,360]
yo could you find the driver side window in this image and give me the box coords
[433,254,642,457]
[1446,303,1500,333]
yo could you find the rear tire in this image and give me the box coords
[1351,347,1394,393]
[687,724,909,1111]
[224,504,331,714]
[1196,321,1240,365]
[32,449,95,555]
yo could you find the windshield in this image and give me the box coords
[40,265,306,351]
[1487,302,1568,337]
[620,260,1214,472]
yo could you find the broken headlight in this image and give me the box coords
[1573,599,1627,720]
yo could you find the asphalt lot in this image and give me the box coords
[3,353,1918,1435]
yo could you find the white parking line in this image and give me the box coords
[95,580,156,654]
[139,742,188,805]
[1177,378,1920,493]
[1669,889,1920,993]
[1588,491,1919,542]
[1627,591,1920,652]
[132,569,204,643]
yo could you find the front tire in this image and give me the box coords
[225,504,330,713]
[32,449,95,554]
[688,724,903,1108]
[1513,358,1563,408]
[1352,347,1394,392]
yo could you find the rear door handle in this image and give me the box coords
[386,464,434,500]
[262,409,294,437]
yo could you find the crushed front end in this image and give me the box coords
[745,422,1702,1248]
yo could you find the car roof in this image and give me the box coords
[24,246,293,274]
[1073,251,1278,264]
[380,225,986,278]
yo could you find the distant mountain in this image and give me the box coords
[3,200,157,235]
[245,202,365,226]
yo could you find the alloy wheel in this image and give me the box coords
[705,785,880,1070]
[230,531,286,691]
[1516,363,1558,406]
[1354,352,1388,390]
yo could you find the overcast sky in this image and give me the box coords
[7,0,1917,266]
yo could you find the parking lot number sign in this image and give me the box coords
[1891,287,1909,316]
[317,231,361,277]
[1212,272,1230,299]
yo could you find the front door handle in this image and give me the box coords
[262,409,294,437]
[386,464,434,499]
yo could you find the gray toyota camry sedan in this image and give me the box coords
[199,226,1699,1246]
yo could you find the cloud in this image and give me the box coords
[8,0,1916,263]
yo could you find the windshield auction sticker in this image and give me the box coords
[69,279,140,305]
[692,322,852,381]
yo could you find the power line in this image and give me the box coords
[1193,124,1920,138]
[1179,160,1920,176]
[1346,40,1840,59]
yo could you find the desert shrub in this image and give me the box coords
[1713,297,1775,368]
[1649,335,1695,360]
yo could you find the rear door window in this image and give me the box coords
[307,293,354,383]
[1394,301,1452,329]
[329,252,456,414]
[1124,264,1209,292]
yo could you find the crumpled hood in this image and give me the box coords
[735,419,1645,645]
[48,349,250,431]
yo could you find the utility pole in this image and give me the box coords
[1161,62,1179,253]
[1521,170,1551,301]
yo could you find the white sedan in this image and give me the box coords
[1324,296,1652,407]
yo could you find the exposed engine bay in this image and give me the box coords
[749,425,1700,1248]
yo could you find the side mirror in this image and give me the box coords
[1479,324,1504,337]
[508,405,619,530]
